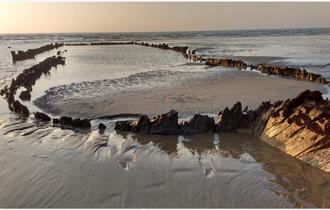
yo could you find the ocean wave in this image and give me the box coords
[269,58,330,69]
[34,70,203,102]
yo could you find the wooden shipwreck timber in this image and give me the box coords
[11,43,64,62]
[115,90,330,172]
[1,56,66,117]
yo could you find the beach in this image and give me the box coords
[0,119,329,208]
[0,28,330,208]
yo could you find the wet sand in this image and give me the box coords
[0,116,329,208]
[34,69,326,118]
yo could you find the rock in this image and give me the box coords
[1,55,66,118]
[317,77,327,84]
[0,86,6,96]
[59,116,73,126]
[57,116,91,129]
[271,89,322,118]
[114,120,135,131]
[213,89,330,172]
[216,102,245,132]
[19,90,31,101]
[243,106,249,113]
[98,123,107,132]
[255,64,328,84]
[205,58,247,69]
[261,90,330,172]
[11,43,64,62]
[81,119,91,128]
[34,112,51,122]
[53,118,60,124]
[115,111,180,135]
[249,101,273,136]
[8,100,29,118]
[115,111,215,135]
[180,114,215,135]
[149,110,180,135]
[130,115,151,133]
[72,118,91,128]
[134,42,189,57]
[20,104,30,118]
[113,90,330,172]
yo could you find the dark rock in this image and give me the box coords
[11,43,64,62]
[132,115,151,133]
[114,120,135,131]
[98,123,107,132]
[34,112,51,122]
[56,116,91,129]
[72,118,91,128]
[19,90,31,101]
[115,111,216,135]
[0,86,6,96]
[59,116,73,126]
[20,104,30,118]
[216,102,244,132]
[115,115,151,133]
[53,118,60,124]
[271,90,323,118]
[243,106,249,112]
[81,119,91,128]
[149,110,180,135]
[8,100,29,118]
[134,42,189,57]
[116,89,330,172]
[180,114,215,135]
[205,58,247,69]
[115,110,180,135]
[1,55,66,118]
[255,64,328,84]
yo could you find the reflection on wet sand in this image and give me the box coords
[124,132,330,207]
[0,116,329,208]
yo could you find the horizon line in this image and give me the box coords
[1,26,330,35]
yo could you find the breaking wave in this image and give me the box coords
[33,69,210,105]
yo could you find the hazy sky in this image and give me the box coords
[1,2,330,33]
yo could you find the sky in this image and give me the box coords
[1,2,330,33]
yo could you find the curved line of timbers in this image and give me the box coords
[11,41,330,87]
[3,43,330,172]
[4,42,330,128]
[1,55,94,131]
[4,42,330,131]
[66,41,330,87]
[10,41,330,88]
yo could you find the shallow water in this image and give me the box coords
[29,44,325,119]
[0,29,330,208]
